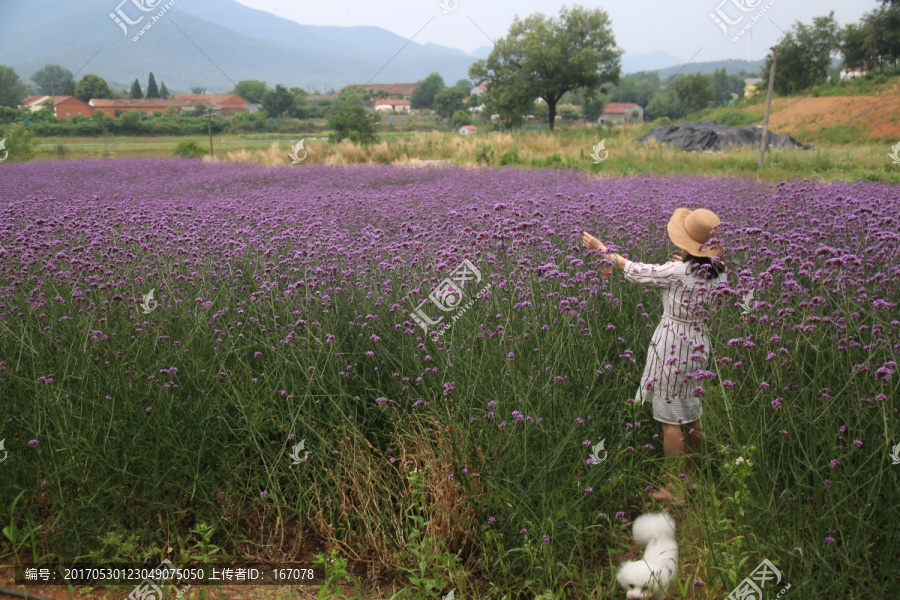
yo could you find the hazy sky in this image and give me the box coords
[235,0,879,62]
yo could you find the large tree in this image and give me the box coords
[32,64,75,96]
[644,87,684,121]
[159,81,169,99]
[261,84,293,118]
[0,65,30,108]
[840,3,900,70]
[288,87,314,119]
[146,72,159,99]
[672,73,715,114]
[762,12,839,94]
[74,74,112,102]
[410,72,444,109]
[327,104,377,144]
[609,71,660,108]
[469,5,621,130]
[433,86,467,119]
[479,83,532,130]
[129,78,143,99]
[230,80,267,104]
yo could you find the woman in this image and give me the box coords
[582,208,726,503]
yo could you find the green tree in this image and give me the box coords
[581,96,607,121]
[261,84,293,118]
[288,87,314,119]
[671,73,714,115]
[333,86,367,109]
[608,71,660,107]
[762,12,839,94]
[146,72,159,99]
[76,81,109,102]
[455,79,473,91]
[159,81,169,99]
[469,5,621,130]
[129,78,143,99]
[644,87,684,121]
[327,104,377,144]
[191,86,206,94]
[0,65,30,108]
[839,4,900,70]
[433,87,467,118]
[0,106,21,122]
[711,67,731,106]
[479,83,532,130]
[451,109,472,128]
[230,80,267,103]
[32,64,74,96]
[557,103,581,120]
[1,122,38,161]
[839,22,869,70]
[410,72,445,109]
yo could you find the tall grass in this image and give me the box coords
[204,127,900,184]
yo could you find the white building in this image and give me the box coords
[373,99,411,113]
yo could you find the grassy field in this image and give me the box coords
[36,121,899,183]
[198,127,899,183]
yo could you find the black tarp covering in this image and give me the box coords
[636,120,814,151]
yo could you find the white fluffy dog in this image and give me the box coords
[616,512,678,600]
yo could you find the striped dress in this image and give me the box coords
[623,260,726,425]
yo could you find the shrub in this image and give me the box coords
[1,122,39,162]
[499,148,519,166]
[173,139,208,158]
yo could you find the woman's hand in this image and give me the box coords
[582,231,607,252]
[669,252,683,262]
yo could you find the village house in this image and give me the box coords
[459,124,478,135]
[18,95,95,118]
[88,94,254,117]
[340,83,418,103]
[743,77,763,98]
[172,94,257,115]
[839,67,868,81]
[373,99,411,113]
[89,99,181,117]
[598,102,644,125]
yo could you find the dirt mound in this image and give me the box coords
[762,92,900,139]
[636,120,813,151]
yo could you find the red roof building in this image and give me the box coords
[599,102,644,124]
[19,95,95,118]
[172,94,255,115]
[89,99,182,117]
[89,94,254,117]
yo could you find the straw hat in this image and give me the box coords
[667,208,722,258]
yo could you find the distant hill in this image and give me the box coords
[0,0,782,97]
[656,59,766,80]
[0,0,484,93]
[621,52,683,74]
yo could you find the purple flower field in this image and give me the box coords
[0,159,898,597]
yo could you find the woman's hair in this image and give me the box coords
[682,251,726,279]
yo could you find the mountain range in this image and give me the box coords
[0,0,762,95]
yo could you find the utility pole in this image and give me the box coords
[758,47,776,169]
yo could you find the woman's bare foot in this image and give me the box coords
[650,485,686,504]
